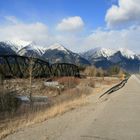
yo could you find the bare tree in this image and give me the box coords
[98,67,104,80]
[118,69,124,80]
[28,57,34,107]
[84,66,97,77]
[0,72,5,111]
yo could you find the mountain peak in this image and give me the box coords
[4,40,31,47]
[47,43,68,52]
[18,43,46,57]
[3,40,32,51]
[95,47,115,57]
[83,47,115,59]
[118,48,135,59]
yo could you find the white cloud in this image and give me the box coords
[0,16,49,44]
[53,25,140,53]
[56,16,84,32]
[0,16,140,53]
[5,16,19,24]
[83,26,140,53]
[105,0,140,28]
[54,33,84,52]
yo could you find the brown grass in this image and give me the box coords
[0,76,120,140]
[0,95,87,140]
[55,77,80,88]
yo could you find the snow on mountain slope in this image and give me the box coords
[118,48,135,59]
[4,40,31,52]
[0,42,16,55]
[99,48,115,57]
[82,47,115,61]
[1,39,140,69]
[0,40,46,58]
[18,43,46,57]
[46,43,69,53]
[43,43,90,65]
[81,47,140,72]
[82,47,138,60]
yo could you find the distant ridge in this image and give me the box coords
[0,40,140,72]
[82,47,140,72]
[0,40,90,66]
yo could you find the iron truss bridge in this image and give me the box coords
[0,55,80,78]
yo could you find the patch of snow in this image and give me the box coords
[27,43,46,55]
[17,42,46,56]
[84,47,115,58]
[97,47,115,57]
[82,47,138,60]
[47,43,69,53]
[118,48,135,59]
[4,40,32,52]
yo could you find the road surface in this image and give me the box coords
[4,75,140,140]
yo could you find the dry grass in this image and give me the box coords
[0,76,120,140]
[0,95,87,140]
[55,77,80,88]
[87,78,96,88]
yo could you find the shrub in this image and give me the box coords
[96,67,104,77]
[108,65,120,76]
[0,92,21,112]
[84,66,97,77]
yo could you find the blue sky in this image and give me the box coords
[0,0,140,52]
[0,0,111,28]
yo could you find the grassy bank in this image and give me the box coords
[0,77,119,139]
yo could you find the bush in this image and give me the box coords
[84,66,97,77]
[96,67,104,77]
[0,92,21,112]
[108,65,120,76]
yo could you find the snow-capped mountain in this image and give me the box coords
[0,40,46,57]
[0,39,140,72]
[0,41,17,55]
[18,43,45,58]
[82,47,140,72]
[118,48,136,59]
[4,40,31,52]
[46,43,69,53]
[83,47,115,58]
[83,47,139,60]
[81,47,115,63]
[82,47,138,60]
[0,40,90,65]
[43,43,90,65]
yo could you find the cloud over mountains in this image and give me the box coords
[0,0,140,53]
[105,0,140,28]
[56,16,84,32]
[0,16,49,44]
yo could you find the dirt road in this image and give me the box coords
[4,75,140,140]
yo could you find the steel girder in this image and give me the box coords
[51,63,80,77]
[0,55,80,78]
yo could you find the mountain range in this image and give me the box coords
[0,40,90,65]
[0,40,140,72]
[82,47,140,72]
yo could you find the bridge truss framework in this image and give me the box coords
[0,55,80,78]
